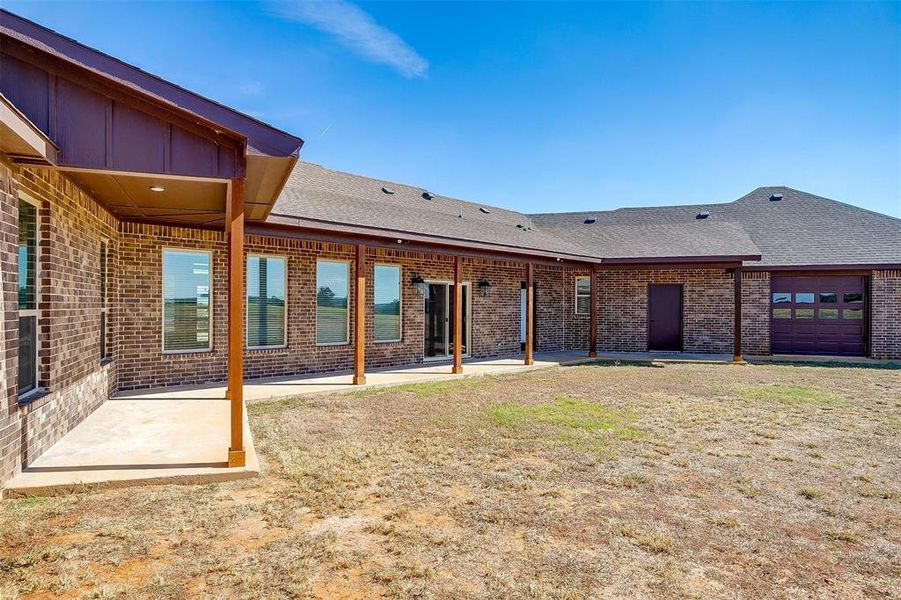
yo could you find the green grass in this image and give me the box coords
[738,384,852,408]
[485,395,642,449]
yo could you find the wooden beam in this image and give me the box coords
[452,255,463,374]
[227,178,245,467]
[588,270,598,358]
[733,267,743,362]
[525,262,534,366]
[354,245,367,385]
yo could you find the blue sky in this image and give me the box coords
[6,1,900,216]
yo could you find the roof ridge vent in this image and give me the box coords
[696,210,710,219]
[769,193,783,202]
[381,186,395,194]
[583,216,597,224]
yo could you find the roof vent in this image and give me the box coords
[583,216,597,224]
[769,193,783,202]
[381,186,395,194]
[479,207,490,214]
[696,211,710,219]
[422,191,434,200]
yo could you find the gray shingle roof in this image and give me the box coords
[270,163,900,267]
[531,187,901,267]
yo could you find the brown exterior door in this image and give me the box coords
[648,284,682,351]
[770,275,867,356]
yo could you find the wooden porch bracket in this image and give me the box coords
[733,267,743,362]
[525,262,534,366]
[452,255,463,374]
[588,269,598,358]
[227,178,245,468]
[354,245,367,385]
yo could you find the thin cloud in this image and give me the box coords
[238,81,265,96]
[266,0,428,78]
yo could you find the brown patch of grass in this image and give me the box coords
[3,363,900,598]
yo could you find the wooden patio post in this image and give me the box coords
[525,262,534,366]
[227,178,245,468]
[452,255,463,374]
[589,269,598,358]
[733,267,743,362]
[353,245,366,385]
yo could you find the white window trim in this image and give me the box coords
[373,263,402,344]
[161,248,213,354]
[18,190,41,398]
[246,253,288,350]
[315,259,350,346]
[574,275,591,316]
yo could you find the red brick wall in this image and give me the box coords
[117,225,534,389]
[871,269,901,360]
[595,267,735,354]
[741,271,771,356]
[1,161,118,489]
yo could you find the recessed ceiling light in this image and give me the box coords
[149,185,165,192]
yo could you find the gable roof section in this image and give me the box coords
[531,187,901,267]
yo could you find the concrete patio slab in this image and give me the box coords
[4,399,259,497]
[113,351,594,404]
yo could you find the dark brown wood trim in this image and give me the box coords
[227,177,245,468]
[525,263,534,365]
[598,261,742,271]
[603,254,761,265]
[452,255,463,374]
[353,245,366,384]
[744,264,901,273]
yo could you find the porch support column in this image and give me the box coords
[588,269,598,358]
[452,255,463,374]
[525,262,534,366]
[353,245,366,385]
[733,266,743,362]
[227,178,245,467]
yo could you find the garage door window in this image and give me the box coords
[795,293,814,304]
[844,293,863,303]
[819,309,838,319]
[773,308,791,319]
[819,292,837,303]
[773,293,791,304]
[844,309,863,320]
[796,308,814,319]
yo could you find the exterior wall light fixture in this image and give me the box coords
[411,274,425,295]
[477,279,491,297]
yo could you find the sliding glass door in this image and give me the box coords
[424,282,470,359]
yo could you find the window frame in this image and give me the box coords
[17,191,41,400]
[245,253,288,350]
[99,238,111,362]
[161,248,213,355]
[373,263,402,343]
[574,275,592,316]
[315,259,350,347]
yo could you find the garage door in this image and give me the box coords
[771,276,867,356]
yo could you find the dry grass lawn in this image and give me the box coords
[2,362,900,599]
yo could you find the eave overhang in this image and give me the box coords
[0,92,58,166]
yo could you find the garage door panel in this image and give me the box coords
[771,275,866,357]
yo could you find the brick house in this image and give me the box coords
[1,10,899,488]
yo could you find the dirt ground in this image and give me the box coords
[1,361,899,599]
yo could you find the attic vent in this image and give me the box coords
[696,211,710,219]
[422,192,434,200]
[381,187,395,194]
[516,224,525,229]
[769,193,783,202]
[479,207,490,214]
[583,216,597,224]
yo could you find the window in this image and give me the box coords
[818,308,838,319]
[843,309,863,320]
[18,197,38,397]
[772,308,792,319]
[772,293,791,304]
[162,250,211,353]
[246,255,286,348]
[373,264,401,342]
[818,292,837,303]
[795,293,815,304]
[796,308,814,319]
[575,276,591,315]
[316,260,349,345]
[99,240,110,360]
[843,292,863,303]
